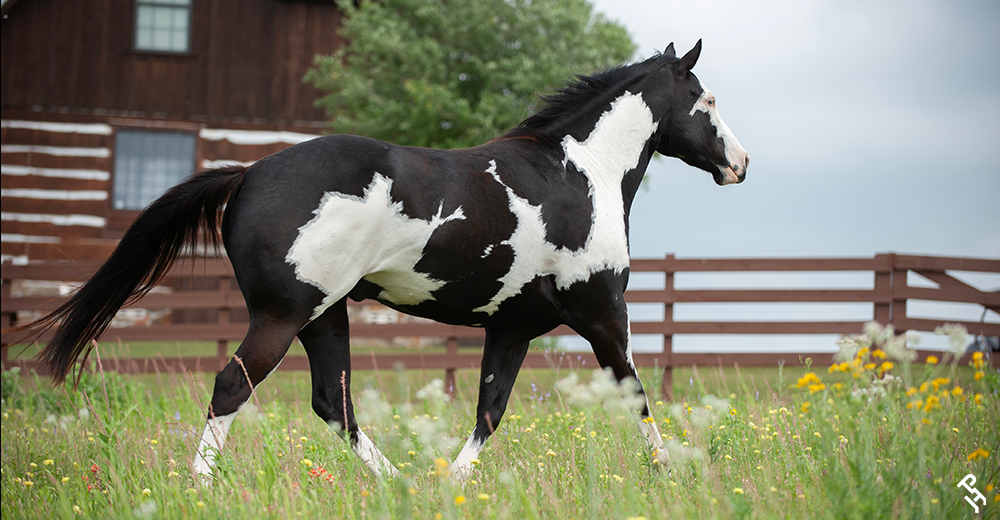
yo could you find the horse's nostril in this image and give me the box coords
[737,171,746,183]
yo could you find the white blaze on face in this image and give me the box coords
[688,81,749,185]
[286,172,465,319]
[473,92,658,314]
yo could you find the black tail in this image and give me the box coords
[6,165,248,385]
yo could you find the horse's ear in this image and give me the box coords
[676,39,702,74]
[663,42,676,58]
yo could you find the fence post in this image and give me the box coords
[873,253,892,326]
[661,254,675,401]
[445,336,458,397]
[889,253,908,335]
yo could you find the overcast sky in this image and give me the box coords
[571,0,1000,353]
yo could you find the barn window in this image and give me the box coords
[112,129,196,211]
[134,0,192,54]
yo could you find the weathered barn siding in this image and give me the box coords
[1,0,343,263]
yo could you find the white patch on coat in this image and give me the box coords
[353,429,400,478]
[473,92,657,314]
[193,407,242,478]
[452,433,487,480]
[286,172,465,319]
[688,81,748,185]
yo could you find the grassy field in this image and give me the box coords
[2,329,998,519]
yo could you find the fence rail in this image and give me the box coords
[3,253,998,399]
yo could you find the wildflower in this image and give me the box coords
[90,464,100,474]
[433,458,450,478]
[975,371,984,381]
[974,393,983,405]
[796,373,822,389]
[801,402,811,414]
[454,495,466,505]
[872,349,887,359]
[43,459,54,465]
[142,488,151,496]
[930,377,950,391]
[23,480,34,487]
[926,355,938,365]
[196,501,205,509]
[301,459,313,468]
[878,362,893,374]
[923,395,940,413]
[968,449,990,462]
[952,386,963,397]
[61,477,69,483]
[478,493,490,501]
[808,383,826,394]
[733,488,745,494]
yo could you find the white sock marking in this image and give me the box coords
[193,407,241,478]
[451,433,486,480]
[352,428,399,478]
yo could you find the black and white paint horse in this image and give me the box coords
[13,40,748,479]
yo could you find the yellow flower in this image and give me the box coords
[879,362,893,373]
[864,362,877,371]
[733,488,745,494]
[300,459,313,468]
[196,501,206,509]
[796,372,822,388]
[872,349,887,359]
[952,386,963,397]
[478,493,490,501]
[930,377,950,391]
[975,371,984,381]
[808,383,826,394]
[142,488,151,496]
[43,459,54,465]
[926,355,938,365]
[22,480,33,487]
[968,448,990,461]
[801,402,811,413]
[923,395,940,413]
[454,495,466,505]
[906,386,918,396]
[974,393,983,405]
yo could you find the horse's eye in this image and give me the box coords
[707,99,715,107]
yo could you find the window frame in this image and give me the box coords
[132,0,194,56]
[106,122,201,233]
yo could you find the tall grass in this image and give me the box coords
[2,325,997,519]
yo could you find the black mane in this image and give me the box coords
[506,53,664,141]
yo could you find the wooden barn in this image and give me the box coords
[1,0,344,264]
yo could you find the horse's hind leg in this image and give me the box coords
[298,298,398,478]
[193,317,301,478]
[452,326,541,480]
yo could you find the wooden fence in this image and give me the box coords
[2,253,998,399]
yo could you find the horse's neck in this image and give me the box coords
[560,90,659,220]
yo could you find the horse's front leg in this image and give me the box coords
[451,326,541,480]
[299,299,398,478]
[562,279,670,467]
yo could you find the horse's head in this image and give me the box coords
[648,40,750,186]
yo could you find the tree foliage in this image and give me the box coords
[305,0,636,149]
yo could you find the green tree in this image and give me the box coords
[305,0,636,149]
